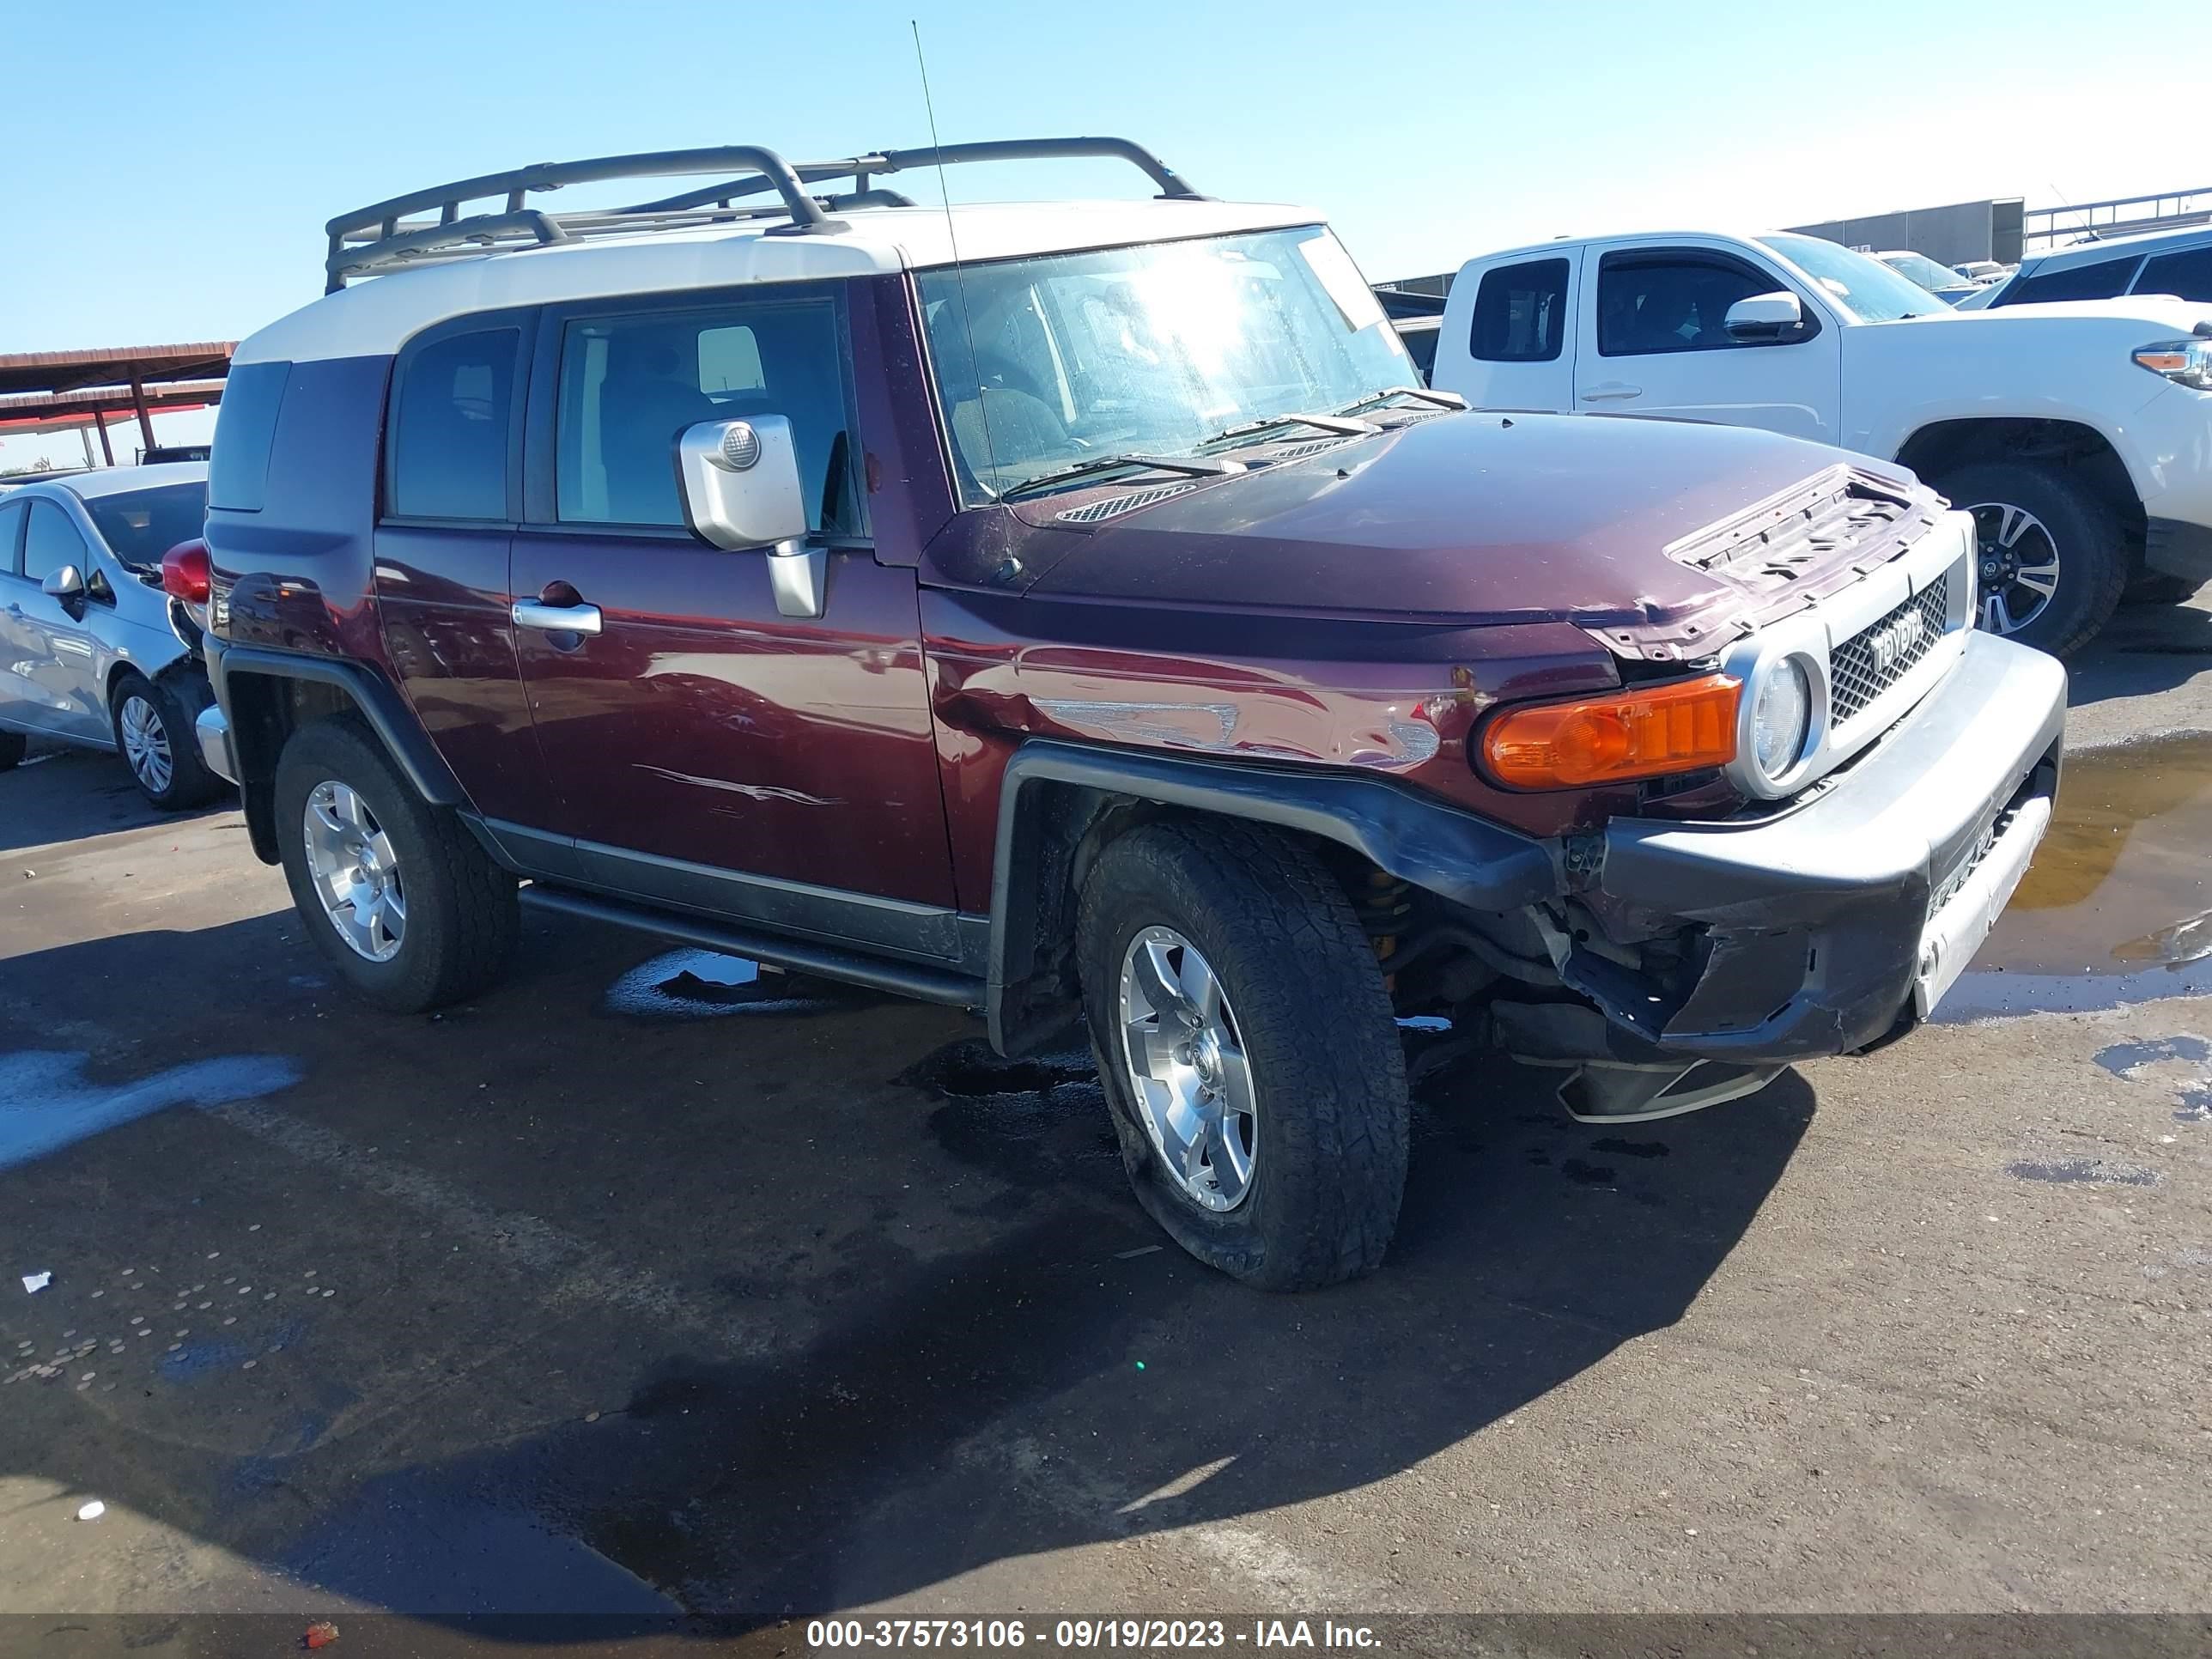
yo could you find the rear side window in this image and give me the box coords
[1992,252,2142,307]
[208,360,290,512]
[387,328,520,520]
[22,499,91,585]
[1471,258,1570,362]
[2135,246,2212,302]
[1598,254,1780,356]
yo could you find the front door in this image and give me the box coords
[9,498,112,744]
[509,283,957,951]
[1576,245,1841,443]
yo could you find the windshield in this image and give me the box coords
[918,227,1415,501]
[80,480,207,568]
[1878,252,1966,293]
[1756,234,1956,322]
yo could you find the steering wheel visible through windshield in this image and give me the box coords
[918,226,1415,502]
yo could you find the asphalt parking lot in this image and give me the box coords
[3,594,2209,1645]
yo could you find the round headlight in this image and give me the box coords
[1749,658,1811,781]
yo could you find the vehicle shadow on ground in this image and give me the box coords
[0,905,1811,1632]
[0,745,234,856]
[2068,590,2212,708]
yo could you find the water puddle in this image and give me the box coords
[0,1050,301,1172]
[900,1038,1117,1194]
[600,949,862,1021]
[2006,1156,2161,1187]
[1944,734,2212,1019]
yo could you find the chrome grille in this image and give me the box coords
[1055,483,1200,524]
[1829,576,1950,724]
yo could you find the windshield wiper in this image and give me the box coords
[1199,410,1378,451]
[1334,386,1468,418]
[999,452,1244,502]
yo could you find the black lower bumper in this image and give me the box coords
[1583,632,2068,1063]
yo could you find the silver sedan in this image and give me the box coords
[0,463,228,808]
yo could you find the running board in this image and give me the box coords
[1517,1056,1787,1123]
[519,884,984,1009]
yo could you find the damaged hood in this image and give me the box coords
[1017,411,1933,654]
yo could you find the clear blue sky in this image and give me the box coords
[3,0,2197,466]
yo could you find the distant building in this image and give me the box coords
[1784,198,2025,268]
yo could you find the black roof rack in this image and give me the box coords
[323,137,1205,292]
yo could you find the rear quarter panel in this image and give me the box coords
[204,355,391,669]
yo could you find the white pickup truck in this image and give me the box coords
[1428,230,2212,656]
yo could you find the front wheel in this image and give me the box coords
[275,717,519,1012]
[1934,459,2125,659]
[1076,819,1409,1291]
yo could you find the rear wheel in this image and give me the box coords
[276,718,519,1012]
[1933,459,2124,659]
[108,670,223,810]
[1076,819,1409,1291]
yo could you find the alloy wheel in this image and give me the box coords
[1966,500,2061,636]
[118,693,173,796]
[301,780,406,962]
[1117,926,1258,1212]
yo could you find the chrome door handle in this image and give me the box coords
[1580,383,1643,402]
[511,599,603,635]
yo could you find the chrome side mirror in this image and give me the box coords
[1723,290,1806,343]
[676,415,823,618]
[41,564,86,605]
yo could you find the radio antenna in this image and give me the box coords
[912,20,1001,497]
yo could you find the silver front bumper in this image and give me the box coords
[195,703,238,785]
[1913,793,2052,1018]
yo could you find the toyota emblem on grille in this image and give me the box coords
[1865,607,1929,677]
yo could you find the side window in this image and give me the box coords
[2134,246,2212,303]
[1471,258,1570,362]
[1599,255,1780,356]
[387,328,519,521]
[1993,253,2141,307]
[208,359,289,513]
[22,500,91,586]
[555,297,860,536]
[0,501,26,576]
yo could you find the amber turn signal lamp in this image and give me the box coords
[1479,674,1741,789]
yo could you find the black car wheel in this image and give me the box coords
[1935,460,2125,659]
[1076,818,1410,1291]
[108,670,224,810]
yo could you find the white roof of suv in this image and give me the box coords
[240,198,1318,366]
[239,137,1322,367]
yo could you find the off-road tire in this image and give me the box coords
[275,717,519,1013]
[108,669,225,810]
[1934,459,2125,659]
[1075,817,1410,1291]
[0,729,24,771]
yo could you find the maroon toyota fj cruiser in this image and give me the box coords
[192,139,2064,1288]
